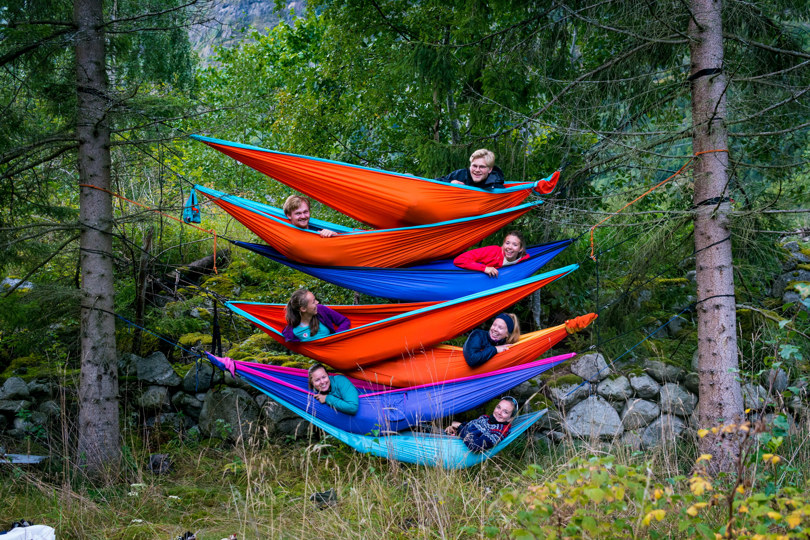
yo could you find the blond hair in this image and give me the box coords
[283,194,310,217]
[469,149,495,168]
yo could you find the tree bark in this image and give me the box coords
[689,0,744,474]
[75,0,121,480]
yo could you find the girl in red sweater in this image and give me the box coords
[453,230,528,277]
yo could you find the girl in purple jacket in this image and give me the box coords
[282,288,350,342]
[453,230,529,278]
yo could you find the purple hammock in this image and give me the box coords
[206,352,574,435]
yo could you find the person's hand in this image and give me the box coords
[444,421,461,435]
[495,344,511,353]
[450,180,464,185]
[319,229,338,238]
[484,266,499,278]
[314,393,327,404]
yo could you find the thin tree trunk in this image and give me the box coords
[75,0,121,480]
[132,226,154,355]
[689,0,744,474]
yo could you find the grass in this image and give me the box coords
[4,413,810,538]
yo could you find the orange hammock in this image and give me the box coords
[225,266,577,368]
[191,135,559,229]
[196,185,541,268]
[344,314,597,387]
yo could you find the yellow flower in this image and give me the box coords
[738,505,748,514]
[698,429,709,438]
[696,454,713,463]
[736,485,746,495]
[766,511,782,520]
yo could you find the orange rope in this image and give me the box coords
[78,183,219,273]
[588,149,728,261]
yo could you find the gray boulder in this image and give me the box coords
[26,379,53,398]
[0,377,30,400]
[118,353,141,377]
[570,353,610,382]
[182,361,216,393]
[0,400,33,414]
[199,387,260,442]
[171,392,204,420]
[620,431,643,451]
[622,399,661,430]
[548,382,589,410]
[772,269,810,298]
[136,352,182,386]
[38,400,61,418]
[629,373,661,399]
[682,372,700,395]
[761,368,788,394]
[138,385,170,411]
[277,418,310,438]
[742,383,771,411]
[597,376,632,401]
[664,315,689,337]
[564,396,623,440]
[659,383,697,417]
[644,360,685,383]
[536,408,564,431]
[641,414,687,448]
[783,241,801,252]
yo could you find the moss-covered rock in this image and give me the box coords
[654,277,690,287]
[200,275,240,297]
[178,332,213,348]
[543,373,584,388]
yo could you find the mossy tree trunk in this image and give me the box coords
[75,0,121,480]
[689,0,744,474]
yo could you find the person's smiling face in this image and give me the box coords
[310,367,331,393]
[469,158,492,184]
[492,399,515,423]
[288,202,311,229]
[502,234,523,261]
[489,318,509,342]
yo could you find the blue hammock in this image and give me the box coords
[246,382,546,468]
[207,352,573,434]
[232,239,573,302]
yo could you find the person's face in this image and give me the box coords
[310,368,331,393]
[489,318,510,342]
[300,292,319,317]
[502,235,522,261]
[288,202,311,229]
[493,399,515,423]
[469,158,492,184]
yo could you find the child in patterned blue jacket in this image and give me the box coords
[444,397,518,452]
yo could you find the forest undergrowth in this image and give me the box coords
[4,412,810,539]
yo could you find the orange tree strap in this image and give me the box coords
[78,183,219,273]
[589,149,729,261]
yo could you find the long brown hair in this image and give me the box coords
[285,288,320,335]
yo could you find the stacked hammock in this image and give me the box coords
[207,354,546,469]
[224,265,578,368]
[191,134,560,229]
[194,184,542,268]
[207,352,574,434]
[345,313,597,387]
[232,238,573,302]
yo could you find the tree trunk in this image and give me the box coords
[75,0,121,480]
[132,226,154,355]
[689,0,744,474]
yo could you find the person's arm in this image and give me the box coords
[281,326,300,342]
[458,417,506,452]
[437,169,466,185]
[319,228,338,238]
[463,330,499,368]
[323,375,359,415]
[453,246,494,273]
[318,304,351,333]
